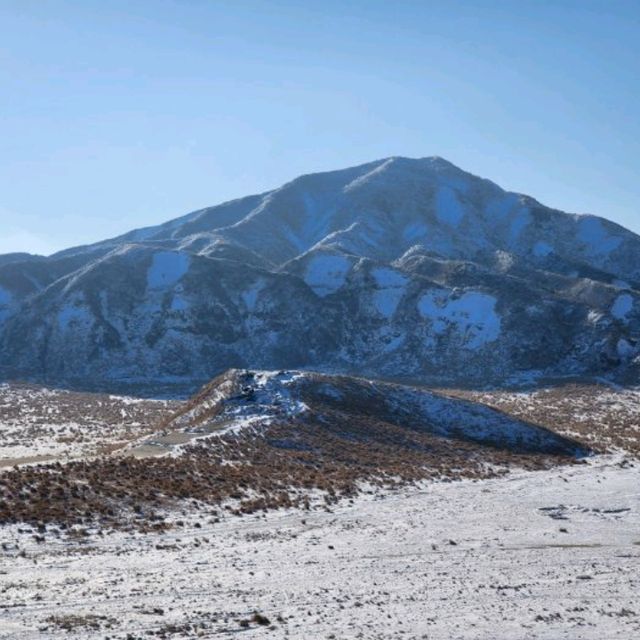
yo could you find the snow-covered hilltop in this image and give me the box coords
[134,369,587,458]
[0,156,638,390]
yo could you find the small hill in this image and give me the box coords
[0,370,587,532]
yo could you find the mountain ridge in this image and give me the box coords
[1,156,638,392]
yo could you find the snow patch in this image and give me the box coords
[435,186,465,227]
[495,250,515,271]
[418,290,501,348]
[533,241,553,257]
[373,290,405,319]
[371,268,408,318]
[402,221,428,242]
[343,158,395,192]
[617,338,636,359]
[172,370,310,439]
[372,267,408,288]
[147,252,190,289]
[485,193,518,220]
[611,293,633,321]
[509,209,531,243]
[304,254,351,297]
[577,217,622,254]
[381,333,406,352]
[587,310,605,325]
[170,295,189,312]
[241,279,267,312]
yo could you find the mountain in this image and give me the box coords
[0,156,638,392]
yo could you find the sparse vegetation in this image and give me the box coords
[444,383,640,456]
[0,403,579,532]
[0,382,178,466]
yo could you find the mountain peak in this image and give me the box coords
[1,157,638,392]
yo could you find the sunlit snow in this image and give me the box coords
[304,254,351,297]
[418,290,501,348]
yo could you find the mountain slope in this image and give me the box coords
[1,157,638,390]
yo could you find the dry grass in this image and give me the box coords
[0,408,580,532]
[0,372,597,534]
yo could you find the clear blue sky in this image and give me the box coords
[1,0,639,255]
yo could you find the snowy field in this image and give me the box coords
[445,383,640,456]
[0,383,176,466]
[1,454,638,639]
[1,379,639,639]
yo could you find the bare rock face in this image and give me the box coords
[0,156,638,392]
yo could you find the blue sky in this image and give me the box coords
[1,0,639,255]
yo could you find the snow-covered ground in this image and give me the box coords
[1,378,638,638]
[446,383,640,456]
[0,383,176,466]
[1,454,638,639]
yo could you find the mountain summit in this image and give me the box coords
[0,157,638,391]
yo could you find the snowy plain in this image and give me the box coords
[0,454,638,639]
[0,383,175,466]
[1,378,639,639]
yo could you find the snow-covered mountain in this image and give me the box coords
[1,156,639,391]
